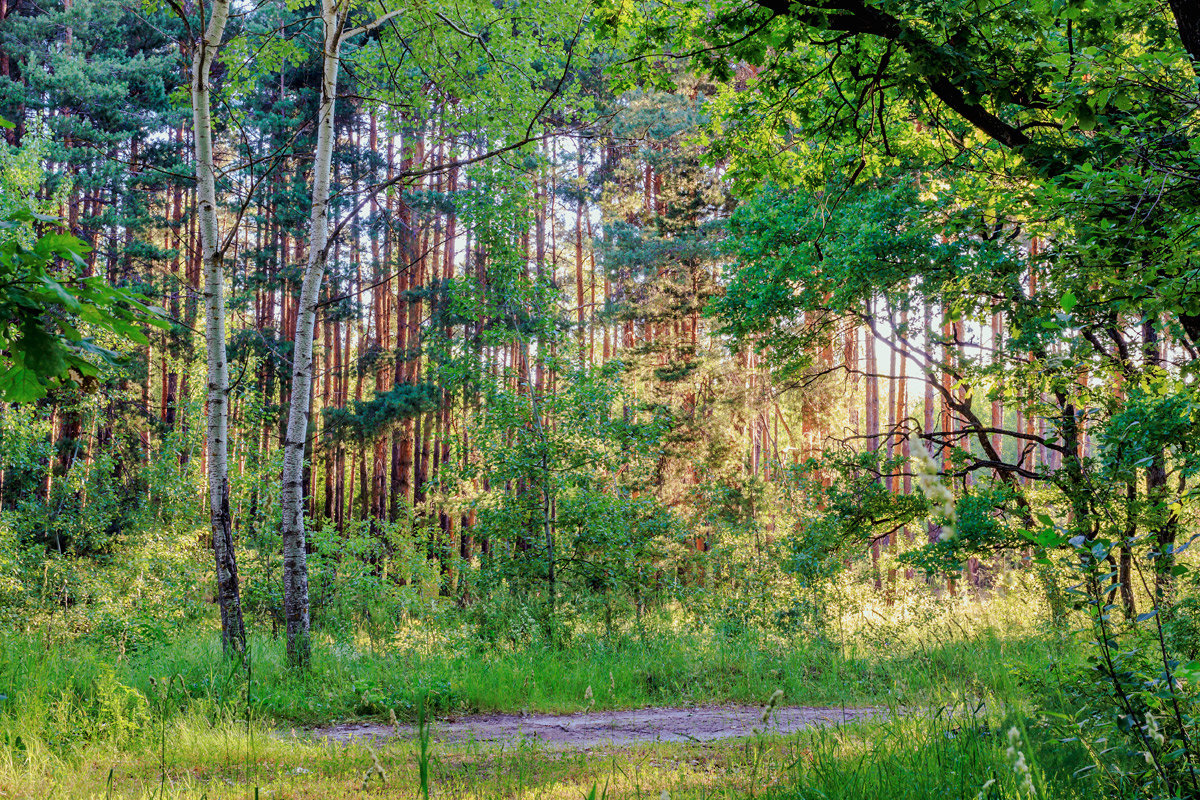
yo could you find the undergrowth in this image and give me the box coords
[0,607,1068,735]
[0,696,1104,799]
[0,563,1104,798]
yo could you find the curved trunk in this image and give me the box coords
[280,0,345,666]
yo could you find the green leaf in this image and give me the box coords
[35,233,88,257]
[1076,103,1097,132]
[38,276,83,312]
[0,365,45,403]
[17,322,67,378]
[1061,291,1077,312]
[1178,660,1200,683]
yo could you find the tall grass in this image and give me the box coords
[0,614,1068,739]
[766,711,1099,800]
[0,701,1109,799]
[0,578,1094,798]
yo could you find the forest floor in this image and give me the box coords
[312,704,885,749]
[0,604,1082,798]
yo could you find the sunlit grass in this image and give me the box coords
[0,704,1102,799]
[0,606,1072,737]
[0,565,1100,798]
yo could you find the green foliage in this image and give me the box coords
[0,120,69,227]
[776,718,1066,800]
[1099,385,1200,482]
[717,181,1019,377]
[0,588,1059,729]
[8,0,1200,795]
[462,360,679,617]
[305,519,442,639]
[0,208,167,402]
[321,382,439,446]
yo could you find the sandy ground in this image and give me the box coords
[312,705,883,750]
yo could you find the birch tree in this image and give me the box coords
[279,0,399,666]
[276,0,588,665]
[189,0,246,655]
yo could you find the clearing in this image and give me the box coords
[314,704,883,750]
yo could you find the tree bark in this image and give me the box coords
[279,0,343,666]
[1169,0,1200,67]
[1143,319,1179,604]
[278,0,401,665]
[191,0,246,656]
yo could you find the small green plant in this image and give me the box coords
[417,691,432,800]
[148,673,185,797]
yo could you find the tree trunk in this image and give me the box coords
[1168,0,1200,67]
[191,0,246,656]
[1143,319,1179,605]
[280,0,345,666]
[278,1,402,664]
[865,301,881,590]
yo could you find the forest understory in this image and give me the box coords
[5,0,1200,797]
[0,594,1100,800]
[0,566,1152,799]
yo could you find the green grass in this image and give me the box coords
[768,713,1097,800]
[0,585,1099,798]
[0,698,1102,799]
[0,614,1072,734]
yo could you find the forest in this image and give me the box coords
[2,0,1200,796]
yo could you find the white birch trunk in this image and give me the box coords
[192,0,246,654]
[278,0,402,665]
[279,0,344,665]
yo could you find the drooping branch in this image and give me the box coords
[748,0,1037,152]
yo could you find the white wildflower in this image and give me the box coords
[1006,726,1020,754]
[1005,727,1034,796]
[1146,712,1165,746]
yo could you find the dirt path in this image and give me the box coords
[314,705,882,750]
